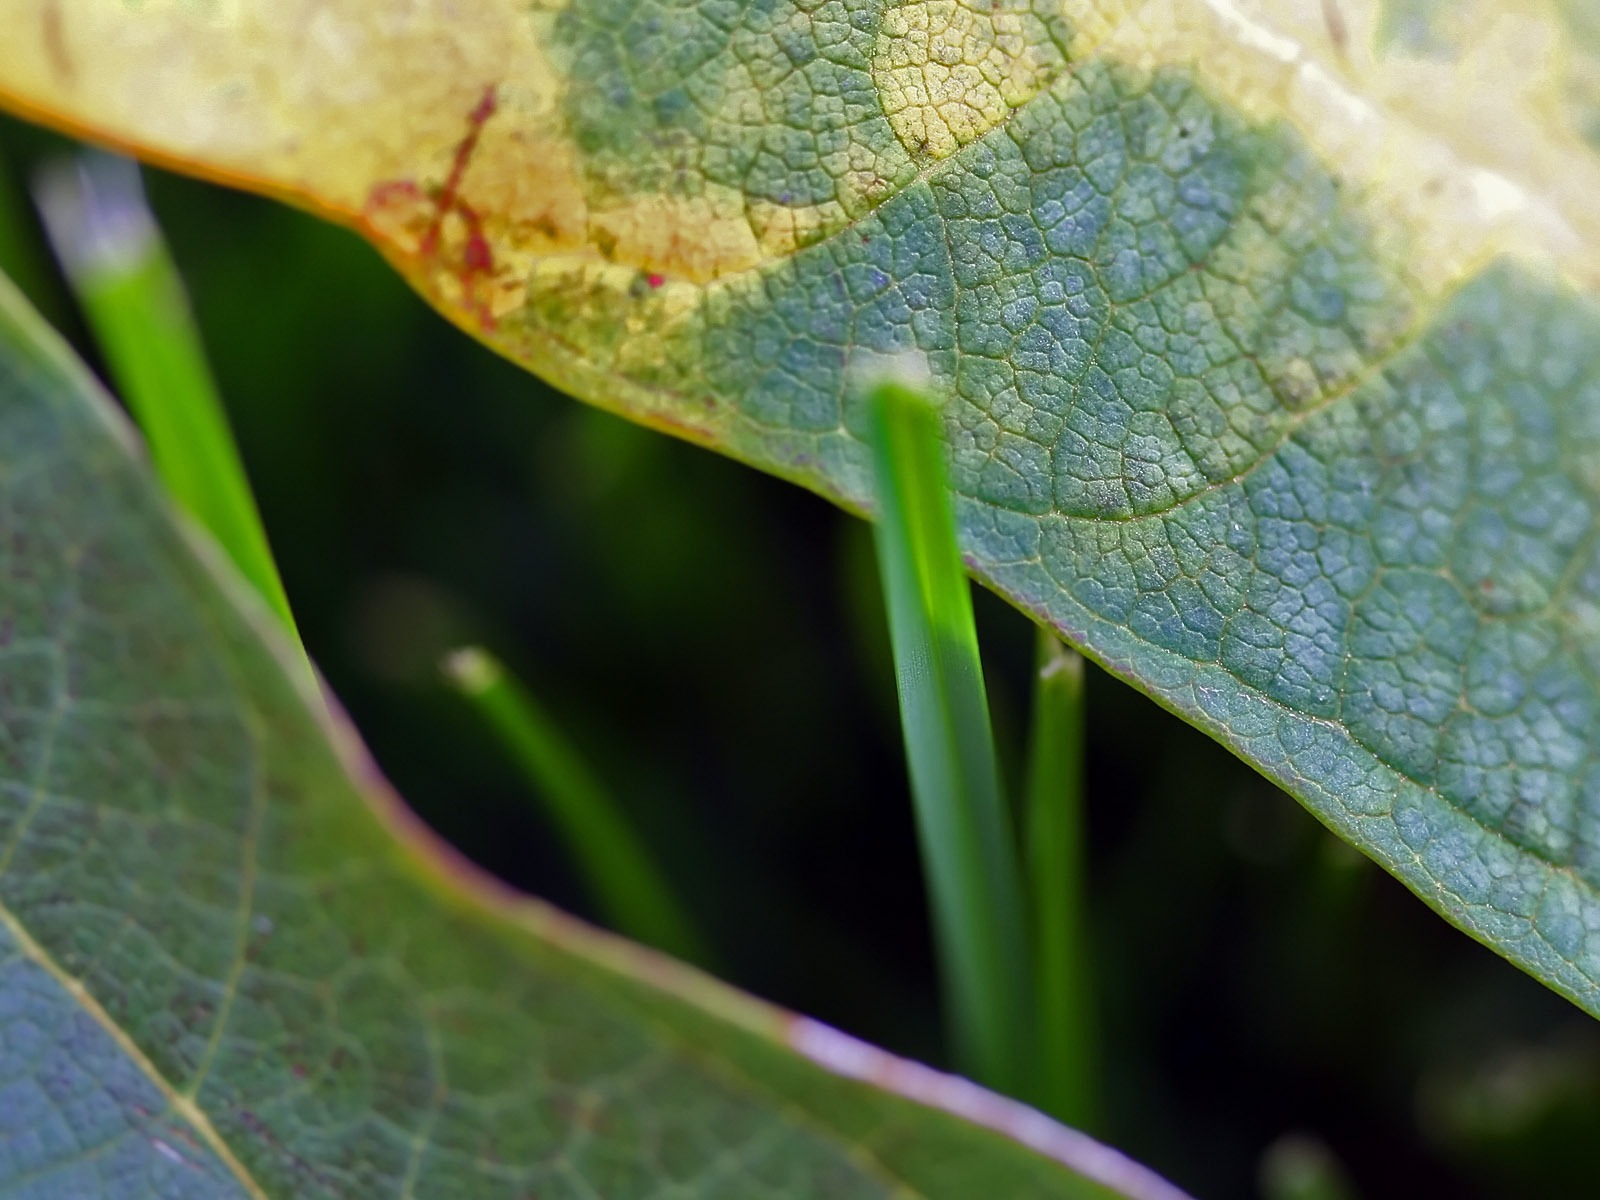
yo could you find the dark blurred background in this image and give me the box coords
[2,114,1597,1200]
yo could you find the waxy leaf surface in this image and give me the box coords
[2,0,1600,1022]
[0,272,1179,1197]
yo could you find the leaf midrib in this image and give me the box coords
[0,895,269,1200]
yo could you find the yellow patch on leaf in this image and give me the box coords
[873,0,1060,159]
[1077,0,1600,298]
[588,190,760,283]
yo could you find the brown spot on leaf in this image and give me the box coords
[41,1,73,84]
[1322,0,1348,57]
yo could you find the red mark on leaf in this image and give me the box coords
[421,84,497,257]
[366,84,503,332]
[647,273,665,289]
[367,178,423,209]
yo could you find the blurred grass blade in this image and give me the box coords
[1259,1134,1357,1200]
[866,370,1030,1094]
[442,646,710,966]
[32,152,298,642]
[1025,627,1095,1127]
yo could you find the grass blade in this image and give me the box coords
[442,646,711,966]
[33,153,298,641]
[1024,627,1095,1126]
[866,371,1030,1093]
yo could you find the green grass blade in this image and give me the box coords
[442,646,711,966]
[1259,1135,1357,1200]
[33,153,298,641]
[1024,627,1096,1127]
[866,371,1030,1094]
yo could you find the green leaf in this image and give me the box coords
[2,0,1600,1012]
[0,270,1180,1196]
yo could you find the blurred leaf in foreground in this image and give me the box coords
[0,269,1181,1197]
